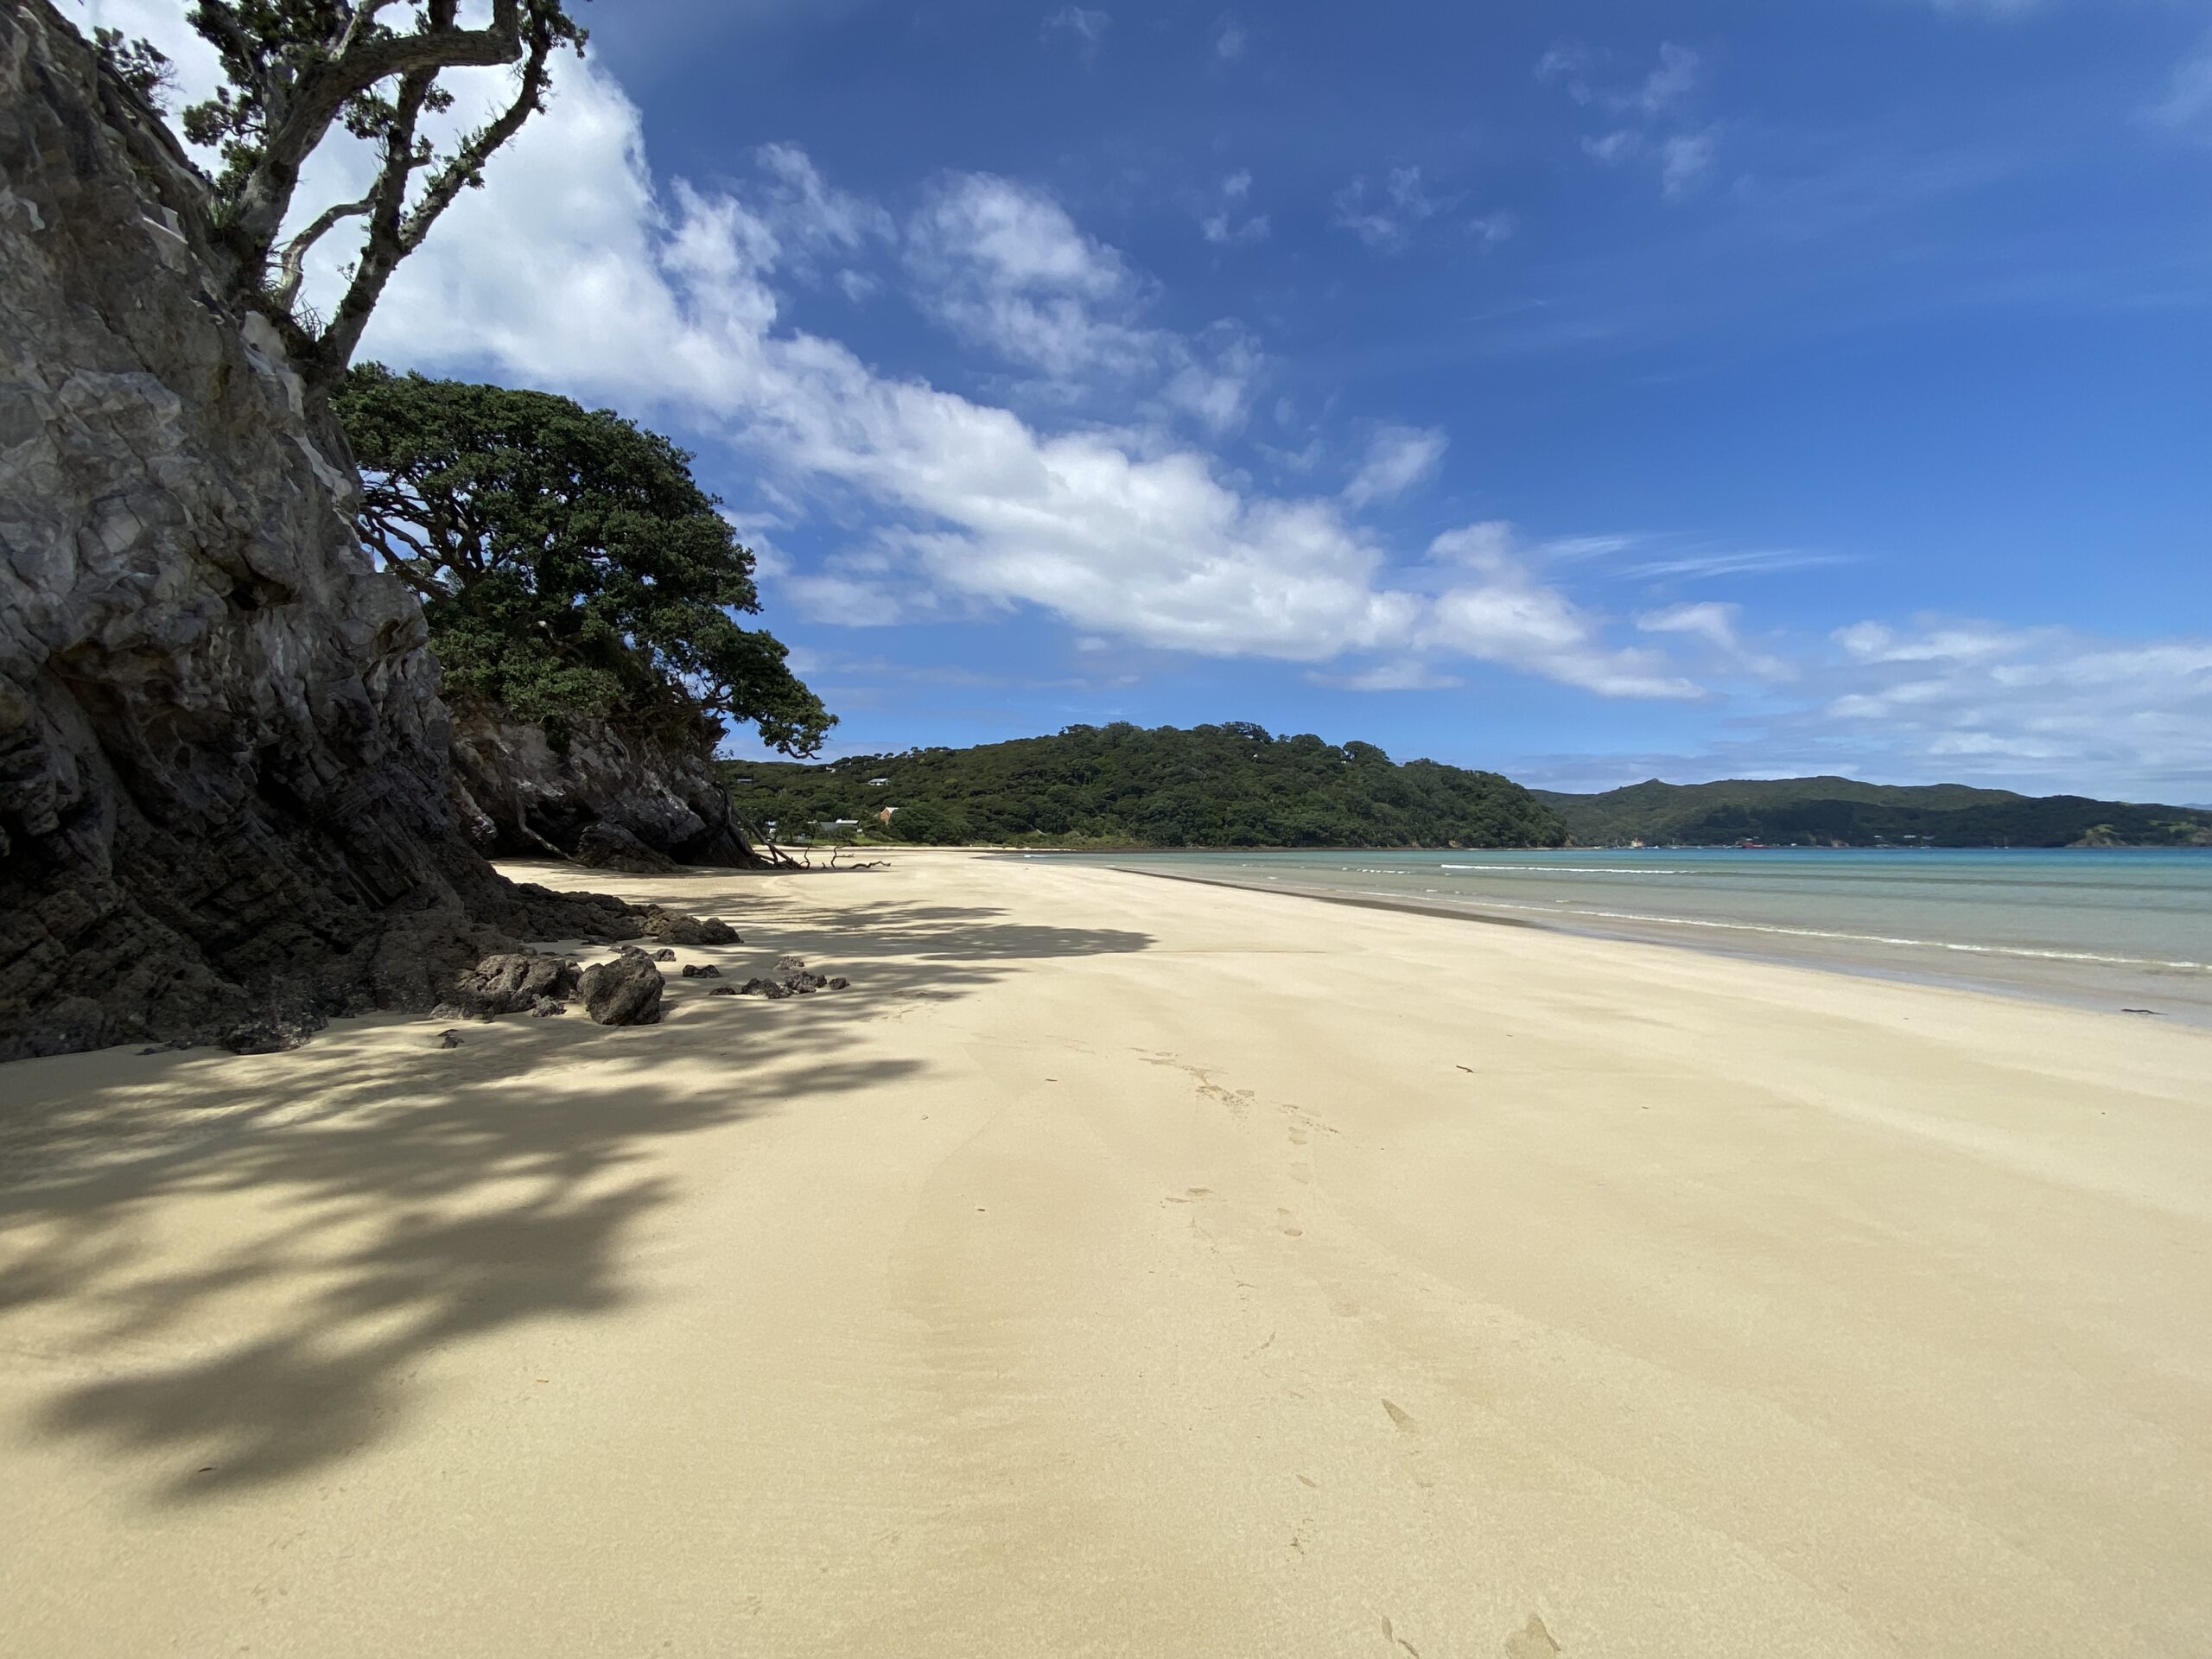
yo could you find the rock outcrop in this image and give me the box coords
[734,957,849,999]
[575,821,681,876]
[634,908,740,949]
[577,949,664,1027]
[0,3,645,1058]
[448,701,757,868]
[435,950,582,1021]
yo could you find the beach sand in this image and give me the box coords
[3,849,2207,1657]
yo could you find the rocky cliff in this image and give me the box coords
[0,1,642,1058]
[447,702,757,871]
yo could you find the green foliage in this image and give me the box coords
[334,365,832,756]
[93,28,177,111]
[724,723,1567,849]
[1536,776,2212,848]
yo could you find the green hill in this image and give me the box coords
[721,722,1567,849]
[1535,777,2212,849]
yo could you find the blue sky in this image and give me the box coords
[99,0,2212,798]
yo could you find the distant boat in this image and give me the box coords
[1736,840,1773,849]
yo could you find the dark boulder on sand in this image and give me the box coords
[638,909,741,948]
[436,950,582,1020]
[579,950,664,1026]
[734,965,849,999]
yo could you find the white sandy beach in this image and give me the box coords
[2,849,2208,1657]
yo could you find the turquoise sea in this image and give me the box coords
[1084,847,2212,1023]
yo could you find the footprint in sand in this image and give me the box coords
[1278,1207,1304,1238]
[1503,1612,1562,1657]
[1381,1399,1433,1488]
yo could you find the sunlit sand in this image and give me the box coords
[3,851,2207,1656]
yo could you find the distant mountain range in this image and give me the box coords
[1533,777,2212,849]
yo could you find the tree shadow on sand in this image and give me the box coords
[0,892,1149,1503]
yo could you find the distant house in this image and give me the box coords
[868,777,891,787]
[876,806,898,824]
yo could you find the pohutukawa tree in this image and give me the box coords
[333,365,836,759]
[161,1,588,393]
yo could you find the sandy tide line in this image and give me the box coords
[2,849,2208,1658]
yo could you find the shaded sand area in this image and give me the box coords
[3,851,2209,1657]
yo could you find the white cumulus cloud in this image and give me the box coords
[126,45,1696,698]
[1421,525,1704,699]
[1817,619,2212,796]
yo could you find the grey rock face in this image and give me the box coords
[636,909,740,948]
[435,950,582,1021]
[575,820,682,876]
[0,3,644,1058]
[448,700,756,868]
[578,950,664,1027]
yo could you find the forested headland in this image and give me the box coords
[1533,777,2212,848]
[722,723,1569,849]
[724,738,2212,852]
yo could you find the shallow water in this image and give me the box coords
[1079,847,2212,1023]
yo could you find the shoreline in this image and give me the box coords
[1097,857,2212,1027]
[5,850,2209,1656]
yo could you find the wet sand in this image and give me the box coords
[3,849,2208,1656]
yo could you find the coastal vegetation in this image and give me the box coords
[3,3,679,1058]
[725,737,2209,852]
[1535,776,2212,849]
[722,723,1568,849]
[334,366,830,760]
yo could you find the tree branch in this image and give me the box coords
[270,194,372,310]
[226,0,525,277]
[397,33,553,256]
[307,18,563,390]
[188,3,260,92]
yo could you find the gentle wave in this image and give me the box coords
[1439,863,1692,875]
[1327,887,2212,972]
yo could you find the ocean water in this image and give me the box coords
[1087,847,2212,1023]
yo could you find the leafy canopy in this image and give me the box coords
[93,28,179,107]
[334,365,833,757]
